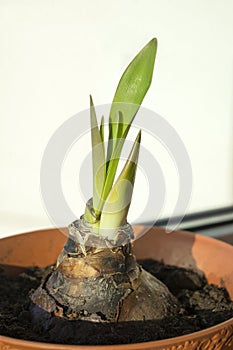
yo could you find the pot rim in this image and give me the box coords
[0,318,233,349]
[1,225,233,249]
[1,227,233,348]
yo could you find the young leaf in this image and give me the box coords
[99,130,141,238]
[98,119,131,212]
[87,96,105,218]
[106,110,123,166]
[102,38,157,210]
[109,38,157,141]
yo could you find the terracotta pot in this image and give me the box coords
[0,226,233,350]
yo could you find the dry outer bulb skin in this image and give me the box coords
[30,220,179,324]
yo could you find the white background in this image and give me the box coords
[1,0,233,237]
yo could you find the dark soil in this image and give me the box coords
[0,259,233,345]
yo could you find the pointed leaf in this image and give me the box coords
[106,110,123,166]
[99,130,141,237]
[110,38,157,140]
[98,119,131,212]
[101,39,157,211]
[88,95,105,216]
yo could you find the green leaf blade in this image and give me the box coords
[110,38,157,140]
[100,38,157,212]
[99,130,141,237]
[87,96,106,219]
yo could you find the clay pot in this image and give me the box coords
[0,226,233,350]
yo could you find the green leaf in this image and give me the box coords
[98,119,131,212]
[106,110,123,164]
[86,95,106,218]
[110,38,157,141]
[99,130,141,238]
[101,38,157,211]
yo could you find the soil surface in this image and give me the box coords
[0,260,233,345]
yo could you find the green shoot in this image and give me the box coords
[89,96,105,219]
[99,130,141,237]
[83,38,157,236]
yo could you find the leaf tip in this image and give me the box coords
[136,129,142,143]
[150,37,157,47]
[90,94,94,106]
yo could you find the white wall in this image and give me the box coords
[1,0,233,237]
